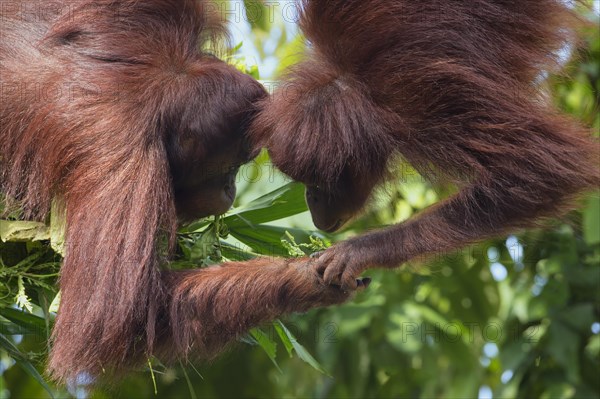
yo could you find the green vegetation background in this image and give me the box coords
[1,2,599,398]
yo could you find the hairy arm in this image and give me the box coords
[159,257,368,361]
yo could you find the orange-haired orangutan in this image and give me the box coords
[0,0,364,383]
[251,0,600,291]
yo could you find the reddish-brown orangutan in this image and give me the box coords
[0,0,364,383]
[251,0,600,291]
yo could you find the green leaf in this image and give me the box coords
[0,220,49,242]
[219,242,258,261]
[48,292,61,314]
[273,321,294,357]
[0,307,48,332]
[250,328,281,372]
[225,183,308,226]
[228,225,316,257]
[190,224,221,262]
[276,320,330,376]
[178,183,307,236]
[178,218,212,235]
[49,199,66,255]
[0,333,55,398]
[0,321,26,335]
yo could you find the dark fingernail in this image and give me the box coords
[357,277,371,288]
